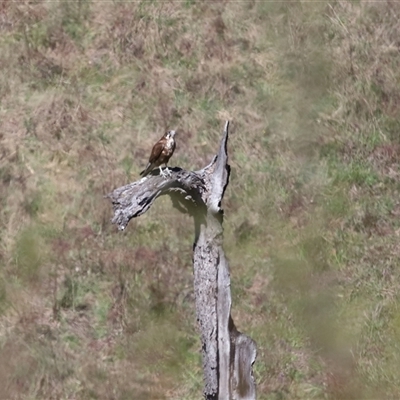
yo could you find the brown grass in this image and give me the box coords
[1,1,400,398]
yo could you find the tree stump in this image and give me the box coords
[107,121,257,399]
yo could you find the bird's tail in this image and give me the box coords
[140,163,151,177]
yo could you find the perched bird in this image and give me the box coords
[140,130,176,177]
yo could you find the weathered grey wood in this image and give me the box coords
[106,168,206,230]
[107,121,257,399]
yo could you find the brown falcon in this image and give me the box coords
[140,130,176,177]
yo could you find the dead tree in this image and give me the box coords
[107,121,257,399]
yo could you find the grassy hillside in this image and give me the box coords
[1,1,400,398]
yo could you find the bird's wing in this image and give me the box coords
[148,139,165,164]
[140,138,166,176]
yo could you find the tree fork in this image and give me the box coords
[107,121,257,399]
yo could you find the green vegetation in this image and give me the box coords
[1,1,400,398]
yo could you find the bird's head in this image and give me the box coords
[165,130,176,139]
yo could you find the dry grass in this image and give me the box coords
[1,1,400,399]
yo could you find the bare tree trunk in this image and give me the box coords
[107,121,257,399]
